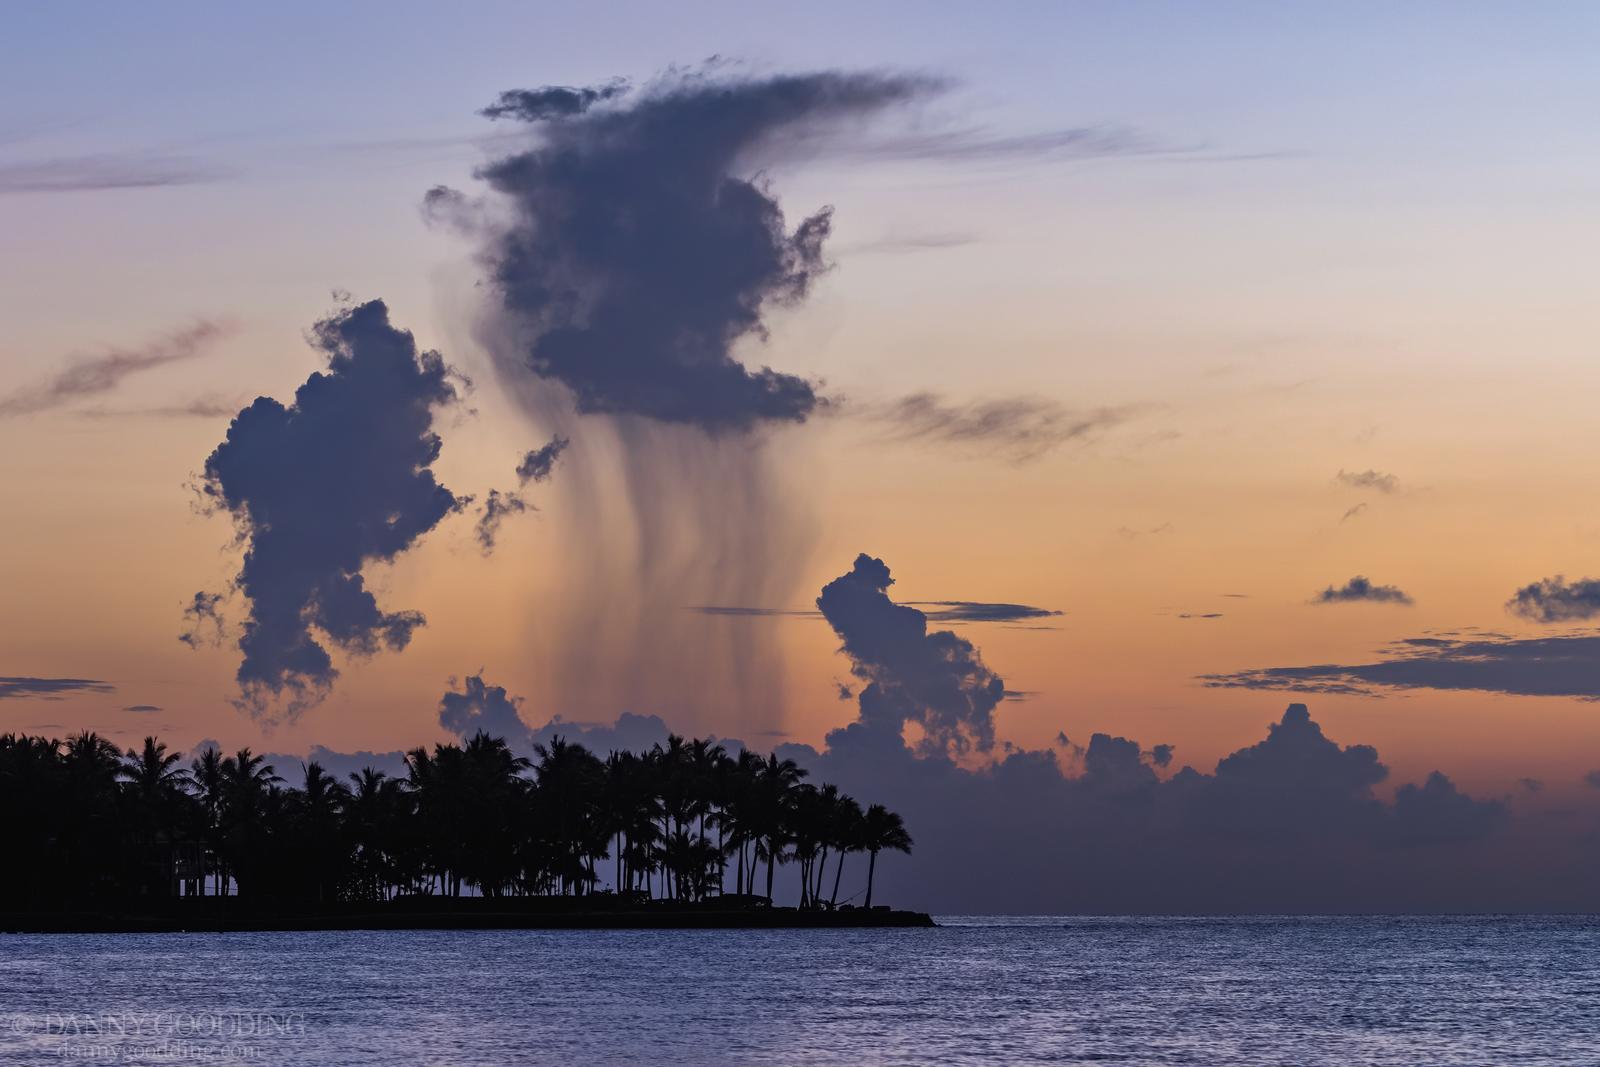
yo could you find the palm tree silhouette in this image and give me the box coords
[859,804,913,909]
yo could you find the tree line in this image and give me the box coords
[0,730,912,912]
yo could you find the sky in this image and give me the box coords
[5,2,1600,910]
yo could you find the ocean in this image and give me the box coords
[2,916,1597,1064]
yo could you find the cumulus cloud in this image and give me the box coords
[1336,469,1399,494]
[1200,631,1600,700]
[1314,576,1413,605]
[1506,576,1600,623]
[817,553,1006,758]
[515,435,569,485]
[0,321,229,417]
[199,300,463,714]
[436,672,673,757]
[778,701,1524,912]
[459,67,939,432]
[861,393,1137,462]
[438,674,529,741]
[0,677,114,700]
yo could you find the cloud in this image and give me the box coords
[198,300,463,714]
[260,744,409,784]
[0,321,229,417]
[474,489,529,554]
[1177,612,1224,620]
[817,553,1006,758]
[860,393,1137,462]
[73,394,249,420]
[177,591,226,649]
[1336,469,1399,494]
[1314,576,1412,605]
[0,677,114,700]
[1200,631,1600,700]
[515,435,569,485]
[687,598,1060,624]
[122,704,162,713]
[0,152,222,194]
[438,674,529,741]
[778,701,1527,913]
[1506,576,1600,623]
[909,601,1062,623]
[842,229,977,254]
[457,67,939,432]
[436,673,673,757]
[1340,503,1368,523]
[1586,770,1600,790]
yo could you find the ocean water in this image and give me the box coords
[1,916,1597,1065]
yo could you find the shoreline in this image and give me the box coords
[1,902,936,934]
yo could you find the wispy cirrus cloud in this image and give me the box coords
[0,152,223,195]
[688,598,1060,624]
[0,321,231,418]
[859,392,1140,463]
[1200,631,1600,701]
[1336,468,1400,494]
[0,677,114,700]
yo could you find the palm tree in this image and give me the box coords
[120,737,193,897]
[859,804,913,909]
[754,754,807,901]
[190,746,227,896]
[828,794,864,907]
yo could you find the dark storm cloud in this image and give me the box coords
[199,300,463,712]
[1314,576,1412,605]
[0,321,228,417]
[1336,469,1399,494]
[438,674,529,741]
[863,393,1137,462]
[1200,631,1600,700]
[515,435,570,485]
[464,68,939,432]
[776,702,1530,913]
[0,677,114,700]
[0,152,222,194]
[817,553,1006,758]
[1506,576,1600,623]
[177,591,225,649]
[474,489,529,554]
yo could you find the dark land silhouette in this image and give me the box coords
[0,730,928,931]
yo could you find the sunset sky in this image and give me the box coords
[7,0,1600,890]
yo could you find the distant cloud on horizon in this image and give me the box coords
[0,677,115,700]
[1200,630,1600,701]
[1314,576,1413,605]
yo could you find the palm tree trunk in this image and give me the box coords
[866,850,877,909]
[831,851,845,906]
